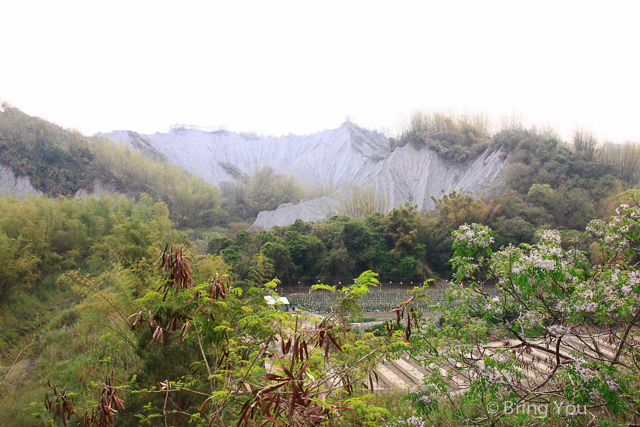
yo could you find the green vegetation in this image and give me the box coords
[344,120,390,160]
[0,105,354,230]
[0,198,410,425]
[1,107,640,426]
[0,105,94,196]
[401,202,640,426]
[0,104,225,229]
[220,166,305,224]
[213,127,628,284]
[0,194,185,425]
[336,186,388,219]
[389,111,492,162]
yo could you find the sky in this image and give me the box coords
[1,0,639,142]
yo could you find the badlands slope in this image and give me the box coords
[98,123,507,230]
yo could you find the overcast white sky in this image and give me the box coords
[1,0,638,141]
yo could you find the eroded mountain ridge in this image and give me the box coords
[97,123,507,229]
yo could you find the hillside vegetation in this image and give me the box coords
[0,104,228,229]
[389,111,493,162]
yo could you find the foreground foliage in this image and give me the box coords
[402,191,640,426]
[37,259,417,426]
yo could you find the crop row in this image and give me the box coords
[287,288,498,314]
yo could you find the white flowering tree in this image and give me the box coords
[399,192,640,426]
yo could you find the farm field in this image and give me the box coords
[285,287,499,314]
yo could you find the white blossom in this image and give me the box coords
[574,358,597,382]
[536,229,561,245]
[606,377,620,392]
[453,223,494,248]
[547,324,571,337]
[519,311,544,328]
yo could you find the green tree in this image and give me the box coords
[401,195,640,425]
[260,241,293,276]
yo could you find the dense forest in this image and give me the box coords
[1,106,640,426]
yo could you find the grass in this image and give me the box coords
[368,388,417,422]
[595,141,640,182]
[0,319,141,426]
[389,110,493,162]
[0,379,52,426]
[336,186,389,218]
[0,282,142,427]
[345,121,391,160]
